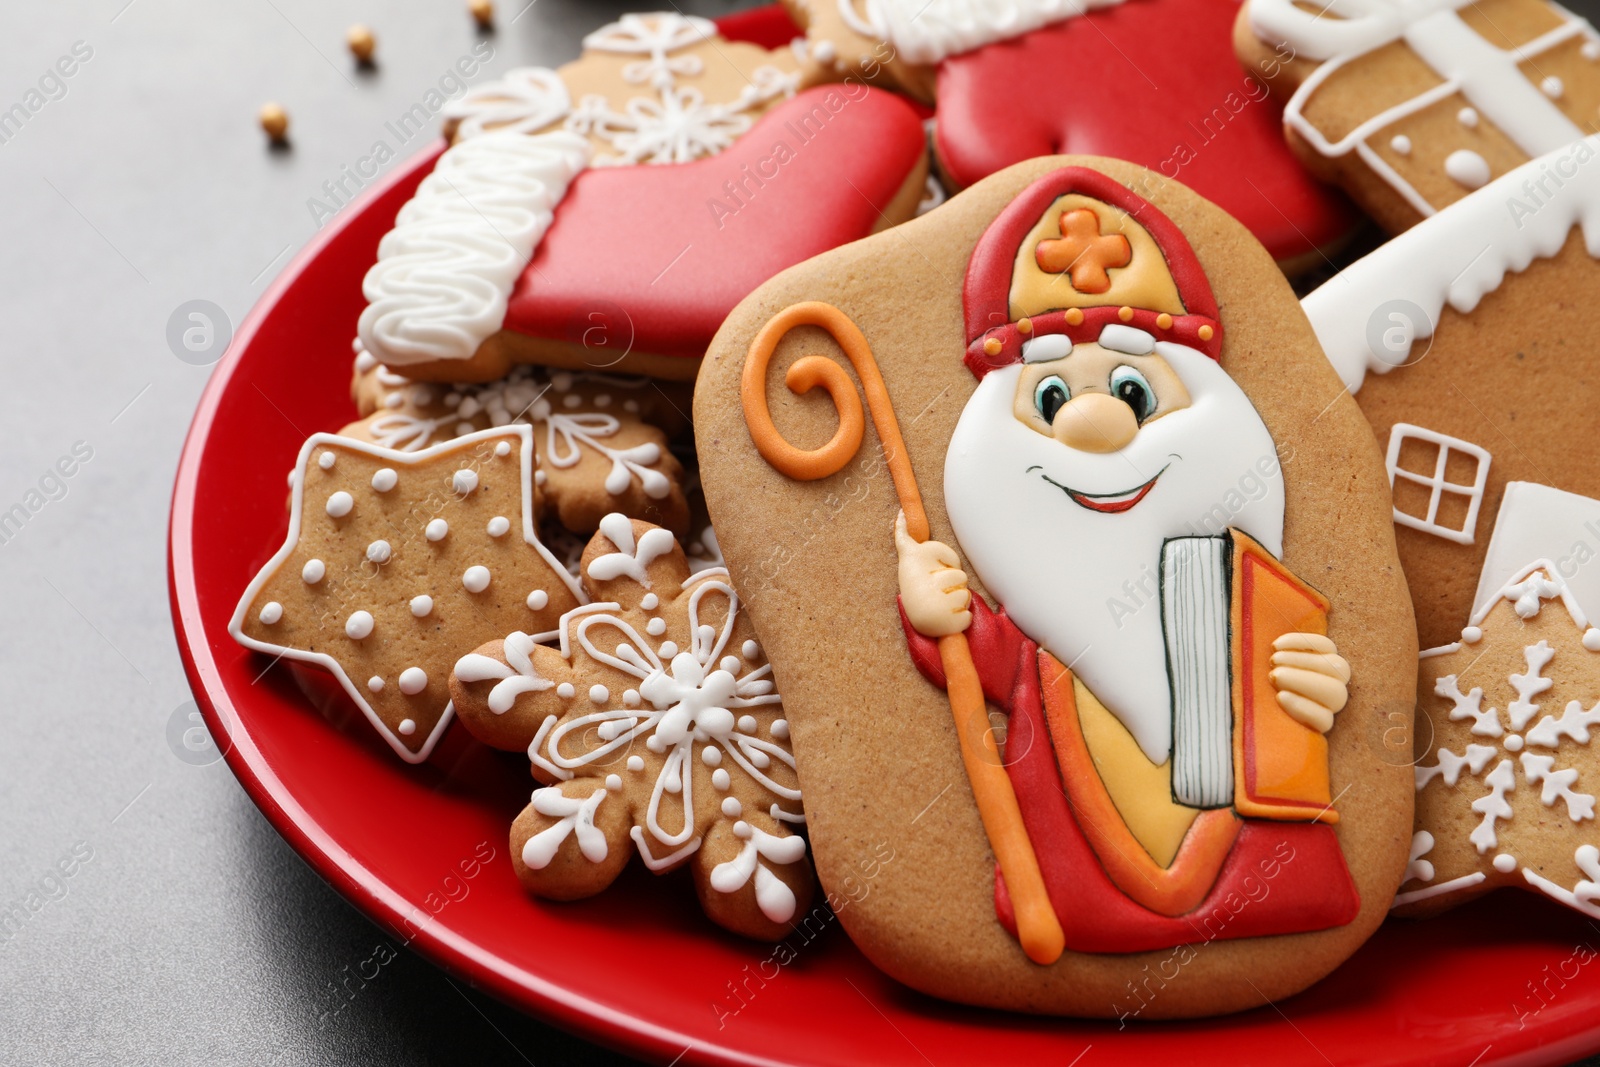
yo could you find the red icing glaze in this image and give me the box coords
[902,596,1359,954]
[934,0,1357,263]
[502,86,925,361]
[713,4,804,48]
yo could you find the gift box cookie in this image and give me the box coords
[694,157,1416,1015]
[1239,0,1600,235]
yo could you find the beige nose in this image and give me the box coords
[1052,392,1139,453]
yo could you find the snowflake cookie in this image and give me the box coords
[449,513,811,939]
[231,426,581,762]
[343,349,691,537]
[1396,561,1600,917]
[441,12,815,164]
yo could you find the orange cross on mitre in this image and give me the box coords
[1034,209,1131,294]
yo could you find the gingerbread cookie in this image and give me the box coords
[1239,0,1600,235]
[932,0,1358,270]
[449,515,810,940]
[779,0,940,102]
[1396,559,1600,920]
[357,12,928,383]
[694,158,1416,1016]
[1302,134,1600,650]
[345,348,692,537]
[230,426,581,762]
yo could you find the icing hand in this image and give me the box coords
[1269,632,1350,733]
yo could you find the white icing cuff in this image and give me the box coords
[836,0,1128,65]
[358,130,591,368]
[1021,333,1071,363]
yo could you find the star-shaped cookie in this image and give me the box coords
[1396,561,1600,917]
[230,426,582,762]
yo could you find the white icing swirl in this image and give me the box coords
[357,131,591,367]
[836,0,1127,64]
[442,67,572,141]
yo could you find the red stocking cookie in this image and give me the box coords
[450,515,810,940]
[357,12,928,383]
[231,426,581,762]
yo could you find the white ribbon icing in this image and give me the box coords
[357,130,591,367]
[836,0,1127,64]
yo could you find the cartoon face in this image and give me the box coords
[1010,338,1192,453]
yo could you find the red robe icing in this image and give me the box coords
[900,596,1359,955]
[933,0,1355,264]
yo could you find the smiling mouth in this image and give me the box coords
[1036,465,1168,514]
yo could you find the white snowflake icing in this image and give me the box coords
[514,555,803,918]
[582,12,718,89]
[523,784,611,867]
[569,68,799,167]
[1408,563,1600,914]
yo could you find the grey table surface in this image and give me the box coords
[6,1,1600,1065]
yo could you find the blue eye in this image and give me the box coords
[1034,375,1070,424]
[1110,366,1155,423]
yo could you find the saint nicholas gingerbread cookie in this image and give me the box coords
[694,157,1416,1016]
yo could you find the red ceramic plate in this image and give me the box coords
[169,11,1600,1064]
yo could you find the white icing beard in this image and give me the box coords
[942,343,1285,766]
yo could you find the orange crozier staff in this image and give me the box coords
[740,300,1066,966]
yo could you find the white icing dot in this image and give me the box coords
[658,641,678,659]
[702,746,722,766]
[748,749,771,769]
[733,820,751,839]
[1457,106,1478,128]
[371,468,398,492]
[368,675,384,692]
[699,625,716,645]
[641,593,660,611]
[495,441,511,457]
[627,755,645,772]
[621,689,641,707]
[398,718,416,736]
[1584,628,1600,652]
[425,518,448,541]
[606,773,622,791]
[563,394,582,408]
[326,491,354,518]
[535,470,547,487]
[487,516,511,537]
[258,601,283,625]
[444,391,461,406]
[771,719,790,740]
[455,422,474,436]
[712,768,731,790]
[1493,853,1517,873]
[410,595,434,617]
[624,399,639,413]
[595,394,612,408]
[557,682,576,699]
[742,640,759,660]
[1389,134,1411,155]
[1587,39,1600,60]
[1462,626,1483,644]
[1444,149,1490,190]
[646,618,667,636]
[453,468,479,494]
[1505,734,1525,752]
[384,393,403,409]
[721,797,743,818]
[346,611,375,639]
[526,590,548,611]
[462,565,491,593]
[302,558,326,584]
[1542,75,1564,98]
[738,715,758,734]
[318,451,337,470]
[399,667,428,695]
[366,539,392,564]
[589,684,610,704]
[721,656,741,674]
[355,349,376,371]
